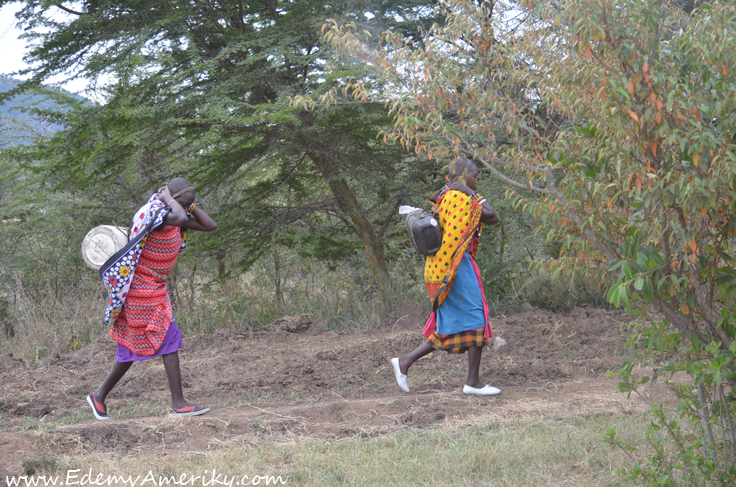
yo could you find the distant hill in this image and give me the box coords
[0,77,83,148]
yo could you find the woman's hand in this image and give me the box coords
[447,181,475,196]
[158,185,174,204]
[158,183,217,231]
[159,185,190,227]
[182,206,217,232]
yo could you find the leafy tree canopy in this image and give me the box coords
[1,0,445,293]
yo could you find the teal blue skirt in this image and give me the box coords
[435,253,486,335]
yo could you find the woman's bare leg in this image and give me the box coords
[162,351,187,409]
[466,345,484,388]
[95,361,134,403]
[398,342,435,375]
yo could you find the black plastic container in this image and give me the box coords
[405,209,442,256]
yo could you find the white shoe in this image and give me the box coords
[463,384,501,396]
[390,358,410,393]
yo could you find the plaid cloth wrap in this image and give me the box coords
[426,327,489,354]
[99,194,188,327]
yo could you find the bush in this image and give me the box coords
[522,276,608,314]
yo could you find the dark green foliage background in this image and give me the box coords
[0,0,599,355]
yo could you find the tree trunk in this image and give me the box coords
[273,248,285,306]
[307,151,392,296]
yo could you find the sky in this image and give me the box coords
[0,2,91,94]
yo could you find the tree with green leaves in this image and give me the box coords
[320,0,736,482]
[1,0,445,296]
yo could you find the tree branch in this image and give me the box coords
[543,165,617,263]
[475,156,555,195]
[688,264,728,345]
[54,3,84,16]
[653,293,709,346]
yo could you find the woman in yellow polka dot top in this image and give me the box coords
[392,157,502,396]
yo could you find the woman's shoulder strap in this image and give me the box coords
[429,186,448,207]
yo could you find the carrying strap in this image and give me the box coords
[171,185,194,198]
[432,275,450,312]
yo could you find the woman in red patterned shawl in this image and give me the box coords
[391,158,502,396]
[87,178,217,420]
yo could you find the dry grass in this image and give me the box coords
[20,412,647,486]
[0,249,607,361]
[172,257,425,336]
[0,275,106,360]
[0,257,418,359]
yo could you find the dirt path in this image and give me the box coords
[0,302,667,477]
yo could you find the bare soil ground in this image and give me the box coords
[0,302,672,478]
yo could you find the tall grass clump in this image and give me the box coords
[0,242,610,361]
[172,248,428,335]
[0,272,106,359]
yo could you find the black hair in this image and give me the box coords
[448,157,477,181]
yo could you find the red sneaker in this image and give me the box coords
[87,393,110,421]
[168,405,210,418]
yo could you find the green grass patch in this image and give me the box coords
[112,400,170,420]
[0,401,175,433]
[408,372,434,386]
[54,411,647,486]
[448,367,469,378]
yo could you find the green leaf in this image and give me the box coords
[643,278,654,303]
[620,287,630,313]
[607,283,621,303]
[634,276,644,291]
[608,259,626,272]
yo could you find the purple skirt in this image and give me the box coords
[115,320,184,363]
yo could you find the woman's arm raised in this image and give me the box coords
[159,186,190,227]
[180,206,217,232]
[447,182,499,225]
[158,186,216,231]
